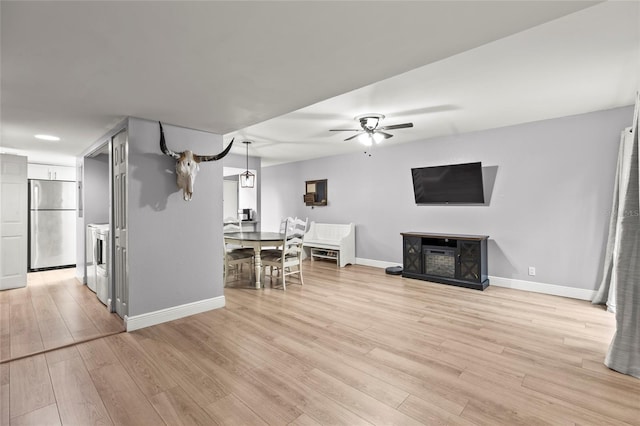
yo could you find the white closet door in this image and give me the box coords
[112,129,128,318]
[0,154,28,290]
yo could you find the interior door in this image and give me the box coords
[223,179,238,220]
[112,130,128,318]
[0,154,28,290]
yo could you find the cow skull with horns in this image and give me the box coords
[159,122,234,201]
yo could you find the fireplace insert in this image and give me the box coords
[423,246,456,278]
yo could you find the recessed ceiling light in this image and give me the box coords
[34,134,60,141]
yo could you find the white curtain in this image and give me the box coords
[593,93,640,378]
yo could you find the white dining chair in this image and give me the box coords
[223,239,254,286]
[223,218,254,255]
[223,218,254,286]
[261,217,307,290]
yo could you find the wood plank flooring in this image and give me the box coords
[2,260,639,425]
[0,268,124,363]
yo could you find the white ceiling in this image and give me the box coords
[1,1,638,166]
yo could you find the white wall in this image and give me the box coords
[223,153,261,225]
[261,106,633,291]
[223,178,239,220]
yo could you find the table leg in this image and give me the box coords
[254,247,262,289]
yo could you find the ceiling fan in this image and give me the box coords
[330,113,413,146]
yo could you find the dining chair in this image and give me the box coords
[223,218,254,255]
[223,217,242,234]
[265,216,296,275]
[263,217,294,277]
[261,217,307,290]
[223,218,254,286]
[223,239,254,286]
[280,216,294,233]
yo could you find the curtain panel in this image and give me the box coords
[594,93,640,378]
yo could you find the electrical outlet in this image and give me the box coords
[528,266,536,276]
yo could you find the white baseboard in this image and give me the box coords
[356,257,402,269]
[125,296,225,332]
[355,257,596,301]
[489,276,596,301]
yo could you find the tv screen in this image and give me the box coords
[412,162,484,204]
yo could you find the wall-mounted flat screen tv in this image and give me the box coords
[412,162,484,204]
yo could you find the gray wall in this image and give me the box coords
[261,106,633,291]
[84,155,110,225]
[76,154,110,280]
[127,118,225,316]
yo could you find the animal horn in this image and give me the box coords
[159,122,181,160]
[194,138,235,162]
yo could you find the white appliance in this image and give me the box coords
[95,227,110,306]
[29,179,76,270]
[86,223,109,305]
[86,225,97,293]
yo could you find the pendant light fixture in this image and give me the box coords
[239,140,255,188]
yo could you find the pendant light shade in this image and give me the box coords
[240,141,255,188]
[240,170,255,188]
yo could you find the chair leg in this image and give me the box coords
[299,262,303,286]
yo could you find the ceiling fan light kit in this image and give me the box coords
[330,113,413,146]
[358,133,373,146]
[358,132,384,146]
[356,113,384,131]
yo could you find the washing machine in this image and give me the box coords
[95,226,110,306]
[86,223,109,304]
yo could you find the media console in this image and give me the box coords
[401,232,489,290]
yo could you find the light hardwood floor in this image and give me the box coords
[0,268,124,363]
[2,261,639,425]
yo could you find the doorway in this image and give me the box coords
[84,142,110,308]
[223,166,258,229]
[82,128,128,319]
[223,177,238,221]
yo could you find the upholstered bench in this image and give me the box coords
[302,222,355,267]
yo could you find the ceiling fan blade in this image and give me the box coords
[377,131,394,139]
[330,128,360,132]
[344,132,364,141]
[378,123,413,130]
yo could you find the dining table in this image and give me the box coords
[224,231,284,289]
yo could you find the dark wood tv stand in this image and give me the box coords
[401,232,489,290]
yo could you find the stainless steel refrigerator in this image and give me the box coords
[29,179,76,271]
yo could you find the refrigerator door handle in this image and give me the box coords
[93,230,98,266]
[33,184,39,210]
[30,181,39,266]
[32,213,38,266]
